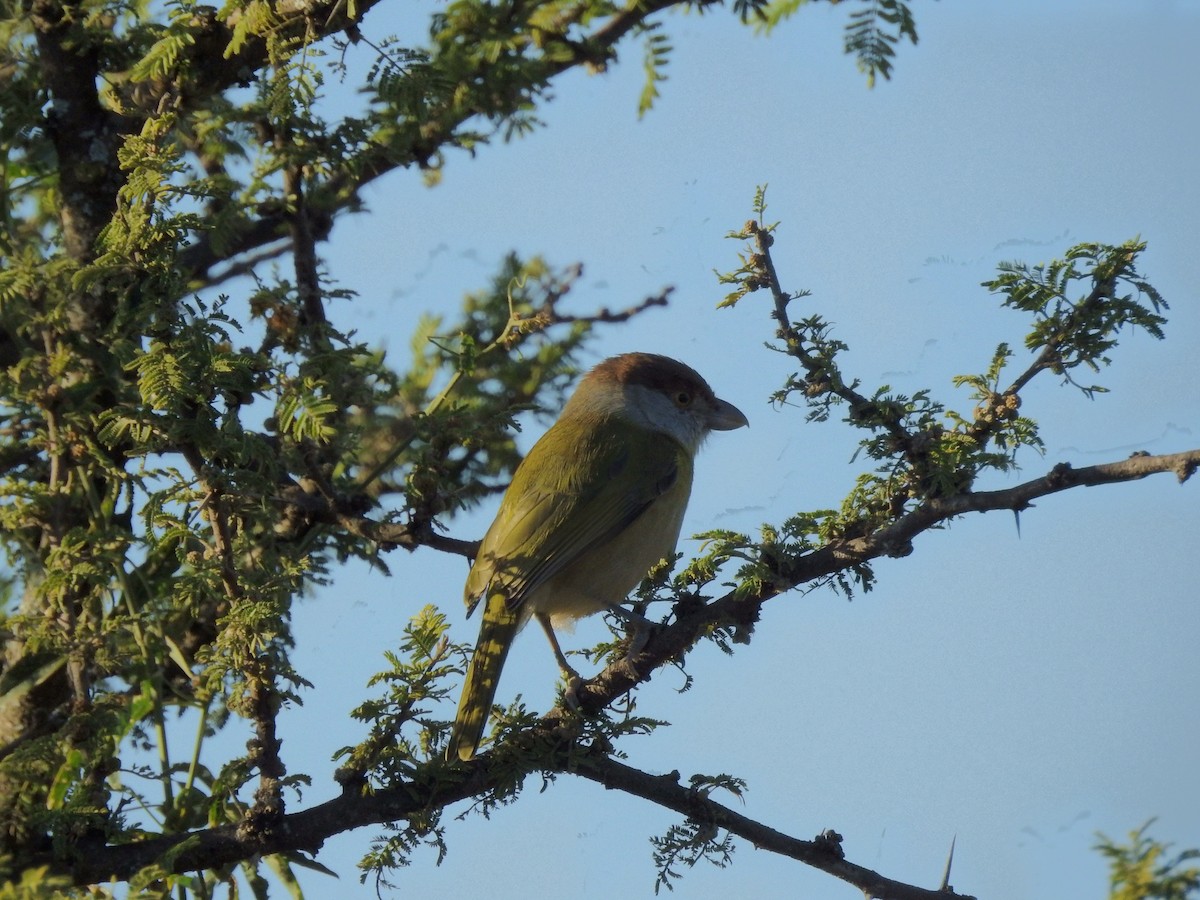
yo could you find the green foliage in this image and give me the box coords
[336,607,455,886]
[753,0,807,32]
[715,186,782,310]
[275,376,340,443]
[0,865,81,898]
[638,24,673,118]
[843,0,920,87]
[337,606,458,785]
[984,239,1167,397]
[353,254,597,529]
[5,0,1171,896]
[1097,821,1200,900]
[2,0,650,878]
[652,819,737,893]
[651,774,744,893]
[714,186,1164,615]
[754,0,921,86]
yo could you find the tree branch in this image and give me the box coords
[67,727,968,899]
[544,447,1200,729]
[572,753,973,900]
[332,509,479,558]
[849,448,1200,567]
[750,218,922,460]
[178,0,685,285]
[56,445,1195,891]
[28,0,124,261]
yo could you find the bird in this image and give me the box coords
[446,352,748,761]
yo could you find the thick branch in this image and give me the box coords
[69,733,964,899]
[28,0,124,261]
[551,447,1200,726]
[837,448,1200,571]
[65,766,475,882]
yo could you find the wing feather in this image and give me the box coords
[465,416,681,614]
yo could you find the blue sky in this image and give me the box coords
[245,2,1200,897]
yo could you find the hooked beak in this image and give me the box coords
[707,396,749,431]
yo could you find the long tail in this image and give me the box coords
[447,593,521,761]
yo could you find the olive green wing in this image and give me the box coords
[465,417,684,614]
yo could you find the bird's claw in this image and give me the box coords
[562,673,584,711]
[624,620,653,658]
[607,604,658,662]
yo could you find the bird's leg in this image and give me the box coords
[534,612,584,707]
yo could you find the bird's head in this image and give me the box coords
[564,352,748,451]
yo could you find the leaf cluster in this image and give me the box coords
[650,773,744,893]
[715,191,1164,586]
[984,239,1167,397]
[1096,820,1200,900]
[749,0,921,87]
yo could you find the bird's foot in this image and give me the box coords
[607,604,658,659]
[624,619,653,657]
[561,671,585,711]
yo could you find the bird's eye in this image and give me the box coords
[674,390,692,407]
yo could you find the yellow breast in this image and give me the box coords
[523,465,693,628]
